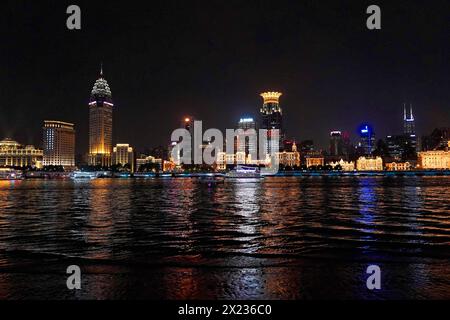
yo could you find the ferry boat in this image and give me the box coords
[0,168,23,180]
[70,171,98,180]
[225,165,262,179]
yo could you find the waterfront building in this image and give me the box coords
[328,159,355,171]
[112,144,134,172]
[216,151,246,170]
[88,66,114,167]
[385,161,412,171]
[260,92,283,153]
[276,142,300,167]
[42,120,75,169]
[417,142,450,169]
[136,155,163,172]
[0,138,43,168]
[356,156,383,171]
[162,160,176,172]
[305,156,324,168]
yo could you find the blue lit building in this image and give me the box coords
[358,124,376,156]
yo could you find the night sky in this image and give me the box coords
[1,0,449,154]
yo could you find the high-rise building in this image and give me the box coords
[112,144,134,172]
[386,135,406,160]
[403,103,417,152]
[329,131,343,156]
[42,120,75,168]
[358,124,376,156]
[403,103,415,135]
[88,66,113,167]
[236,117,257,157]
[260,92,283,153]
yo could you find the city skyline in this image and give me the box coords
[1,1,449,153]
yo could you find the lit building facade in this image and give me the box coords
[328,159,355,171]
[356,156,383,171]
[112,144,134,172]
[88,67,113,167]
[136,155,163,172]
[42,120,75,168]
[385,162,411,171]
[276,142,300,167]
[305,156,324,168]
[418,142,450,169]
[260,92,283,153]
[0,138,43,168]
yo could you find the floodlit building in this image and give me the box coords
[136,155,163,172]
[260,92,283,153]
[276,142,300,167]
[358,124,376,156]
[417,142,450,169]
[328,159,355,171]
[305,156,324,168]
[356,156,383,171]
[112,144,134,172]
[88,66,114,167]
[42,120,75,169]
[385,162,412,171]
[0,138,43,168]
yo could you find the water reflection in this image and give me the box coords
[0,177,449,299]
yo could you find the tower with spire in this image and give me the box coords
[88,64,114,167]
[403,103,415,135]
[403,103,418,154]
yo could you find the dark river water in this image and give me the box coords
[0,176,449,300]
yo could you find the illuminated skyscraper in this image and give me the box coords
[358,124,376,156]
[43,120,75,168]
[88,66,113,167]
[260,92,283,153]
[329,131,343,156]
[237,117,257,157]
[403,103,415,135]
[403,103,417,152]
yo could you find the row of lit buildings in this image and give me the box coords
[1,67,449,172]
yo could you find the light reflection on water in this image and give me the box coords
[0,177,449,299]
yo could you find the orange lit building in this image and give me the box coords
[88,67,113,167]
[356,156,383,171]
[43,120,75,169]
[418,142,450,169]
[385,161,411,171]
[305,156,324,168]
